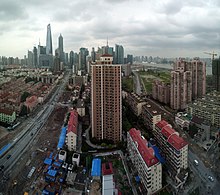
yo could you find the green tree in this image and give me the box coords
[21,92,31,102]
[19,105,28,116]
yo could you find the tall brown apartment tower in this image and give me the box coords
[174,59,206,100]
[171,58,206,110]
[91,54,122,143]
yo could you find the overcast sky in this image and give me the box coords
[0,0,220,58]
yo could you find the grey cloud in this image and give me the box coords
[0,1,28,21]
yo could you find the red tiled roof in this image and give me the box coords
[0,108,15,115]
[167,134,188,150]
[161,125,175,139]
[26,96,37,104]
[102,162,113,175]
[129,128,159,167]
[156,120,169,129]
[67,110,78,134]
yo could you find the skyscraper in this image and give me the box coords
[91,47,96,62]
[79,48,89,73]
[91,54,122,143]
[58,34,65,62]
[46,24,53,55]
[33,46,38,68]
[212,59,220,91]
[115,44,124,64]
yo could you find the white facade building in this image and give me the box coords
[66,110,78,151]
[127,128,162,195]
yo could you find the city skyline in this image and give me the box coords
[0,0,220,58]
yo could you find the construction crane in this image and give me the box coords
[204,51,217,61]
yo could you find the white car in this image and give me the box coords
[208,176,214,182]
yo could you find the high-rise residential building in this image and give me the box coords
[46,24,53,55]
[171,58,206,110]
[91,54,122,143]
[170,70,192,110]
[79,47,89,74]
[152,80,170,104]
[115,44,124,64]
[127,128,162,194]
[174,59,206,100]
[212,58,220,91]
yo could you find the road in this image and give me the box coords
[0,70,70,193]
[188,150,220,194]
[132,71,142,95]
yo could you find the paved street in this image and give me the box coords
[132,71,142,95]
[0,71,70,193]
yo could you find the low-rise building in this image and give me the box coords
[66,110,78,151]
[141,100,162,131]
[72,153,80,167]
[0,108,16,124]
[191,116,210,142]
[175,112,190,130]
[25,95,38,112]
[187,92,220,128]
[76,99,85,117]
[126,92,146,116]
[154,120,188,190]
[127,128,162,195]
[58,150,67,162]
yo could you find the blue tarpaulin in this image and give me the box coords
[148,142,165,164]
[44,158,53,165]
[57,126,67,149]
[53,161,61,168]
[135,176,140,183]
[91,158,101,177]
[0,143,11,156]
[47,169,57,177]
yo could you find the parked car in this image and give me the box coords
[208,176,214,182]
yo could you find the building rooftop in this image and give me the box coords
[102,175,115,195]
[102,162,113,176]
[161,125,176,139]
[67,110,78,134]
[167,134,188,150]
[142,100,163,116]
[0,108,15,116]
[156,120,169,129]
[129,128,159,167]
[76,99,85,108]
[191,116,204,125]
